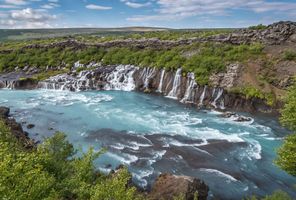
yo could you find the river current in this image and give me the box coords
[0,89,295,199]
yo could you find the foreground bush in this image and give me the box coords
[0,122,141,200]
[275,80,296,176]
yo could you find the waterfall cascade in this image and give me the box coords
[181,73,197,103]
[167,68,182,99]
[38,71,94,91]
[29,65,228,110]
[141,67,156,89]
[211,88,224,108]
[104,65,137,91]
[157,69,165,93]
[199,86,207,106]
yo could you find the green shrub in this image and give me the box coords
[0,121,142,200]
[282,50,296,61]
[249,24,267,30]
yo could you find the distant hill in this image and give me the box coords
[0,27,170,41]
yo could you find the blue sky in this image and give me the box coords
[0,0,296,29]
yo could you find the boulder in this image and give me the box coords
[0,107,10,117]
[27,124,35,129]
[148,173,209,200]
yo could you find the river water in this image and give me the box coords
[0,89,295,199]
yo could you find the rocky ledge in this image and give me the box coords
[0,107,35,149]
[148,173,209,200]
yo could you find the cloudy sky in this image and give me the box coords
[0,0,295,29]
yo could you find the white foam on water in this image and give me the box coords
[132,173,148,188]
[128,141,153,150]
[193,127,244,143]
[98,167,112,174]
[243,140,262,160]
[0,99,8,103]
[106,152,138,165]
[110,143,125,150]
[200,168,238,182]
[38,90,113,106]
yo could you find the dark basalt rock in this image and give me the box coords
[27,124,35,129]
[0,107,35,149]
[0,107,10,117]
[148,173,209,200]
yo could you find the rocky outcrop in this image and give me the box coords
[0,72,38,89]
[148,173,209,200]
[209,63,242,88]
[226,21,296,45]
[0,107,35,149]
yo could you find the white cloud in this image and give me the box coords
[41,2,59,9]
[4,0,27,5]
[0,4,18,8]
[86,4,112,10]
[121,0,151,8]
[0,8,57,28]
[127,0,296,22]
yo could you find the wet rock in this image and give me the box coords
[0,107,35,149]
[0,107,10,117]
[221,112,252,122]
[234,116,252,122]
[148,173,209,200]
[27,124,35,129]
[221,112,236,118]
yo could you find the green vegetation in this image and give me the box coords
[0,120,142,200]
[275,80,296,176]
[0,42,264,85]
[282,50,296,61]
[229,86,275,106]
[249,24,267,30]
[280,80,296,130]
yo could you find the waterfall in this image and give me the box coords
[38,71,94,92]
[199,86,207,106]
[157,69,165,93]
[104,65,136,91]
[141,67,155,89]
[6,80,15,89]
[167,68,182,99]
[211,88,224,108]
[181,73,197,103]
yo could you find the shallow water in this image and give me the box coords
[0,89,295,199]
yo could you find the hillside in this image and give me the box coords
[0,21,295,113]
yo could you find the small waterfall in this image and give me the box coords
[104,65,136,91]
[6,80,15,89]
[181,73,197,103]
[211,88,224,108]
[167,68,182,99]
[38,71,94,92]
[157,69,165,93]
[199,86,207,106]
[141,67,155,89]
